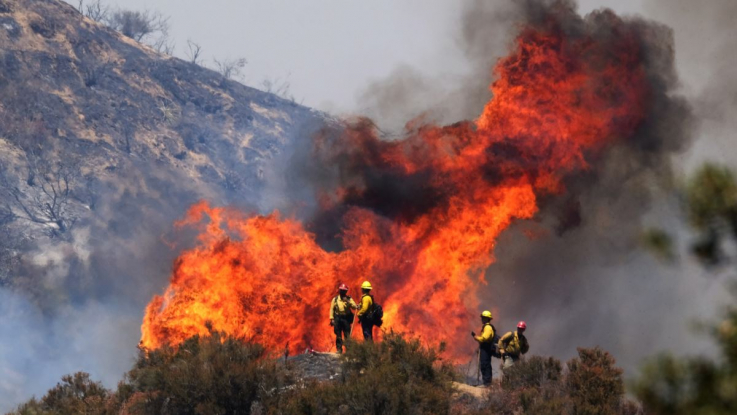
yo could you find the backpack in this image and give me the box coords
[363,295,384,327]
[333,295,354,319]
[488,323,502,358]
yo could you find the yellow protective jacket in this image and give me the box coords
[330,295,358,320]
[498,331,529,357]
[474,323,495,343]
[357,294,373,318]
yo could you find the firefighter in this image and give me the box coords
[329,283,358,353]
[471,310,496,387]
[498,321,529,371]
[356,280,374,341]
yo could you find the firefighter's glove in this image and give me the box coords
[471,331,476,337]
[329,319,334,327]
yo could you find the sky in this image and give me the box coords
[76,0,733,169]
[71,0,647,112]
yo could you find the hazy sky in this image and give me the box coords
[72,0,647,112]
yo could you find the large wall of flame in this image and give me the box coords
[141,6,654,359]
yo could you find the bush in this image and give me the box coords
[105,9,168,43]
[632,301,737,415]
[474,356,566,415]
[566,347,624,415]
[116,331,289,414]
[11,333,645,415]
[518,386,569,415]
[469,348,635,415]
[275,332,456,415]
[11,372,111,415]
[501,355,563,390]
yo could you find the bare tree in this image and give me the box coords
[78,3,172,53]
[152,35,175,55]
[0,152,84,238]
[77,0,110,22]
[0,203,13,227]
[0,203,23,287]
[185,39,203,65]
[106,9,169,43]
[0,224,22,287]
[213,57,247,81]
[261,76,297,102]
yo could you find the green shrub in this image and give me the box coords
[275,332,456,415]
[117,331,289,414]
[632,304,737,415]
[10,334,645,415]
[10,372,111,415]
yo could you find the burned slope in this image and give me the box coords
[0,0,321,297]
[0,0,322,407]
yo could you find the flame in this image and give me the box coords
[141,14,649,360]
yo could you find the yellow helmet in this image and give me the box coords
[361,281,373,290]
[481,310,493,319]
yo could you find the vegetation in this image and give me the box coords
[17,164,737,414]
[77,0,172,54]
[684,163,737,265]
[13,372,111,415]
[0,151,86,238]
[11,332,645,415]
[632,163,737,414]
[632,280,737,414]
[274,333,456,415]
[116,332,288,414]
[75,1,251,79]
[468,349,638,415]
[8,332,458,415]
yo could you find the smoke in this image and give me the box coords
[0,289,140,408]
[0,139,258,410]
[473,0,730,373]
[319,0,729,373]
[0,159,204,410]
[642,0,737,170]
[357,0,518,131]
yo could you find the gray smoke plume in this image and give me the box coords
[473,0,730,374]
[0,157,212,410]
[352,0,734,375]
[643,0,737,170]
[357,0,517,132]
[0,0,320,407]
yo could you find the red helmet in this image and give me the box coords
[338,283,349,292]
[517,321,527,330]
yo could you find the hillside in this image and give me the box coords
[0,0,322,406]
[0,0,321,294]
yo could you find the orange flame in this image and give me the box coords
[141,16,649,360]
